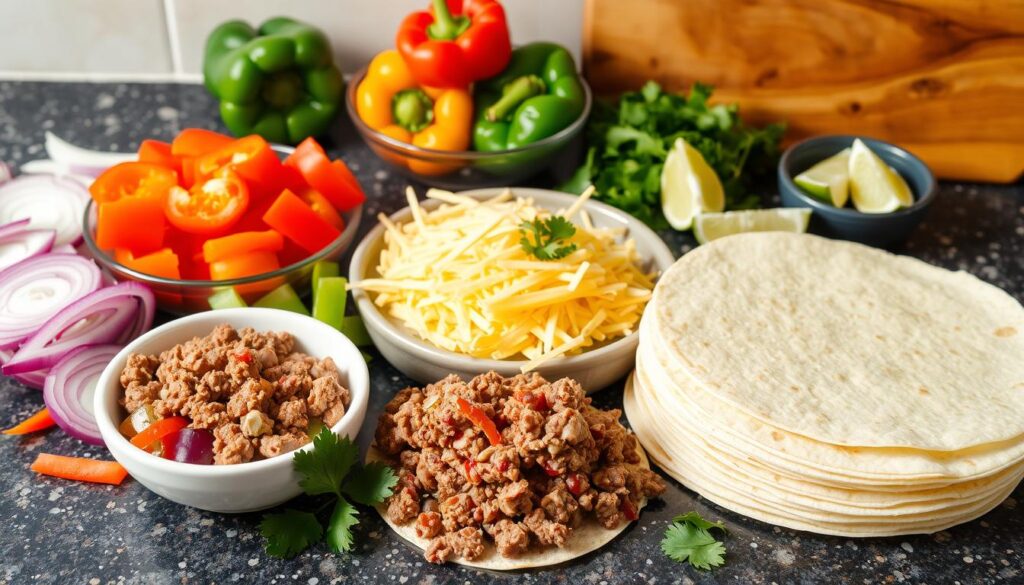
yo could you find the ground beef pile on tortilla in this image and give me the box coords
[374,371,665,563]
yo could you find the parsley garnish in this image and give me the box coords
[260,428,398,558]
[661,511,728,570]
[519,216,578,260]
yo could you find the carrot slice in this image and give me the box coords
[30,453,128,485]
[3,408,55,435]
[129,416,188,450]
[456,397,502,446]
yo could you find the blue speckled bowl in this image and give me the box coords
[778,135,936,248]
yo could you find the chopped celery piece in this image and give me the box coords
[313,276,347,329]
[341,315,372,347]
[208,287,247,310]
[254,283,310,315]
[311,261,340,298]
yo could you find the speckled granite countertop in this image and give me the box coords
[0,82,1021,585]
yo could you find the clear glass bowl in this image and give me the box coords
[345,68,592,190]
[82,199,363,315]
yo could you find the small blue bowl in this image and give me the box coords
[778,135,936,248]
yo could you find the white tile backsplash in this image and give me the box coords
[0,0,172,75]
[0,0,583,80]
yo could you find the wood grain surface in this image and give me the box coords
[583,0,1024,182]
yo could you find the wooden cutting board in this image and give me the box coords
[583,0,1024,183]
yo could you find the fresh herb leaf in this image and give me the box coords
[325,498,360,553]
[560,81,784,228]
[519,216,578,260]
[260,509,324,559]
[661,511,728,570]
[261,429,399,559]
[343,461,399,506]
[293,427,358,496]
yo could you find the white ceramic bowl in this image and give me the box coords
[349,187,676,391]
[94,308,370,513]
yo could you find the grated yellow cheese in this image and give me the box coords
[350,187,655,372]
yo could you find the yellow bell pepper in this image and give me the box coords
[356,50,473,175]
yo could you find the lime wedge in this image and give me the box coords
[661,138,725,230]
[848,139,913,213]
[694,208,812,245]
[794,148,850,207]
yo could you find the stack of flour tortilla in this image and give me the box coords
[625,232,1024,536]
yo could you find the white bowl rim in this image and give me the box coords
[94,307,370,478]
[348,187,676,372]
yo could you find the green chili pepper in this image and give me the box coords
[254,283,310,315]
[203,17,344,145]
[208,287,247,310]
[312,276,347,330]
[473,43,585,151]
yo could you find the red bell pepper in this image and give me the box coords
[299,189,346,232]
[396,0,511,88]
[194,135,288,199]
[170,128,234,158]
[115,248,181,280]
[202,229,284,263]
[129,416,188,450]
[137,140,181,173]
[262,189,341,253]
[165,170,250,236]
[456,397,502,445]
[89,162,178,205]
[209,250,280,281]
[284,138,365,211]
[96,195,167,254]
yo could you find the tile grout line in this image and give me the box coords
[162,0,185,76]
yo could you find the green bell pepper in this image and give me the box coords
[203,17,344,145]
[473,43,585,151]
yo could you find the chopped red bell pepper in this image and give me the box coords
[194,135,288,199]
[165,170,250,236]
[89,162,177,205]
[456,397,502,446]
[170,128,234,158]
[262,189,341,253]
[115,247,181,280]
[96,195,166,254]
[208,250,280,281]
[284,138,365,211]
[299,188,346,232]
[137,140,181,173]
[396,0,512,88]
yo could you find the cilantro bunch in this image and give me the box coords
[260,428,397,558]
[661,511,728,570]
[562,81,785,228]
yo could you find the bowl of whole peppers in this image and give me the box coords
[347,0,592,189]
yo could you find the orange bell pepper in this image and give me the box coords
[137,140,181,173]
[171,128,234,158]
[165,171,250,237]
[355,50,472,175]
[202,229,284,263]
[3,408,55,435]
[262,189,341,253]
[95,195,167,254]
[194,135,288,200]
[209,250,280,281]
[89,162,178,205]
[115,248,181,280]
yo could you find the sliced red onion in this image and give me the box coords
[0,229,55,273]
[45,133,134,178]
[50,243,78,255]
[0,161,11,185]
[162,428,215,464]
[0,253,102,350]
[0,218,31,237]
[0,174,89,246]
[19,159,96,186]
[43,344,120,445]
[0,348,46,389]
[2,281,154,375]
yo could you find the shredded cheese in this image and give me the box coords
[351,188,655,372]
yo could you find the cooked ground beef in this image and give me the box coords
[375,372,665,563]
[120,324,351,464]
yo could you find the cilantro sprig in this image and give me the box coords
[519,216,578,260]
[260,428,398,558]
[661,511,728,570]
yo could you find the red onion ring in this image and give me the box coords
[0,348,45,389]
[2,281,154,375]
[43,344,121,445]
[0,174,89,247]
[0,228,55,273]
[0,253,102,350]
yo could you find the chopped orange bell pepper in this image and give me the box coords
[194,135,287,200]
[202,229,284,263]
[31,453,128,485]
[89,162,178,205]
[165,171,250,237]
[209,250,280,281]
[3,408,55,435]
[137,140,181,173]
[171,128,234,158]
[96,195,167,254]
[129,416,188,451]
[355,50,472,175]
[115,248,181,280]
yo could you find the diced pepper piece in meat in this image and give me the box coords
[456,397,502,446]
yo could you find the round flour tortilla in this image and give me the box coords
[624,374,1024,537]
[638,313,1024,482]
[652,232,1024,451]
[366,444,652,570]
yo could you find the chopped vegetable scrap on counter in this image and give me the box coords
[30,453,128,486]
[261,428,398,558]
[3,408,55,435]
